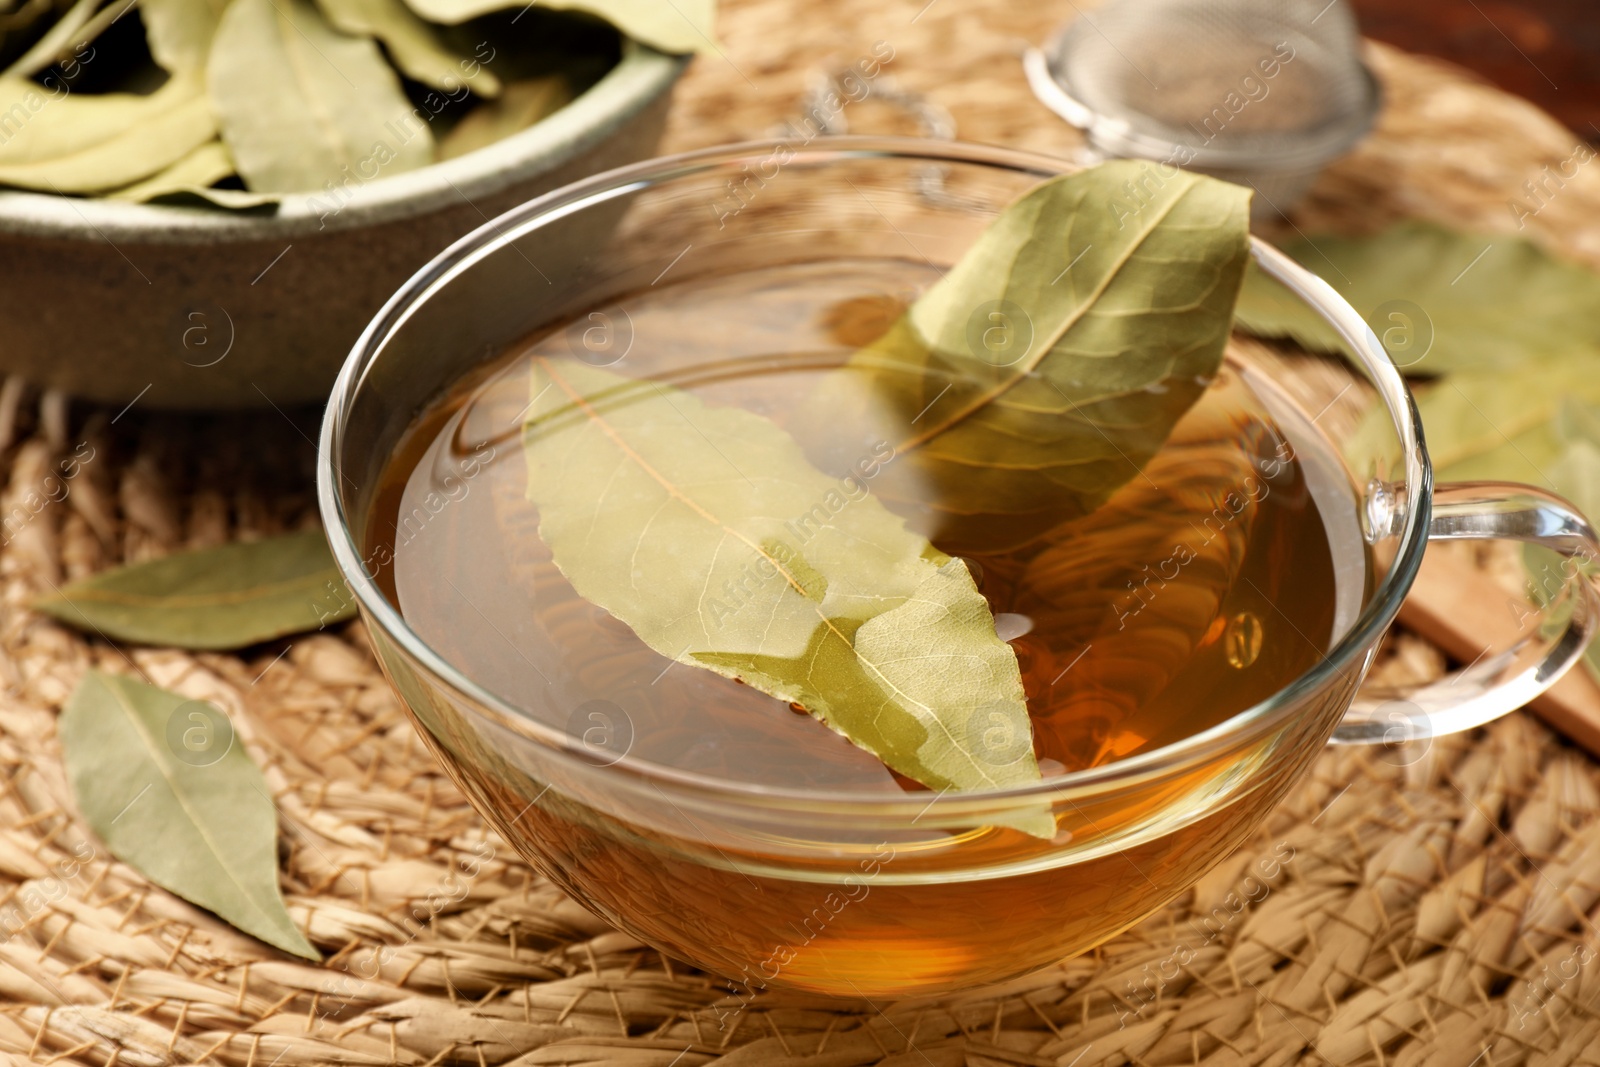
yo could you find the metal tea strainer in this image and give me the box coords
[1025,0,1381,219]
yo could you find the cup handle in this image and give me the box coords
[1331,481,1600,745]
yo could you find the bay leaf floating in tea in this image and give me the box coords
[798,160,1254,554]
[34,529,354,650]
[509,163,1258,829]
[60,670,320,960]
[521,359,1052,834]
[207,0,434,195]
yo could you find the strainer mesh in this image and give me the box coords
[1054,0,1368,151]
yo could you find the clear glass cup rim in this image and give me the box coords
[316,135,1431,813]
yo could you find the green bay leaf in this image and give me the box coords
[34,529,354,650]
[799,160,1253,554]
[141,0,230,73]
[0,73,217,193]
[316,0,501,95]
[402,0,715,54]
[207,0,433,194]
[1235,221,1600,376]
[523,359,1050,834]
[60,670,318,959]
[438,75,569,160]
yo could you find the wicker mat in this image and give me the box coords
[6,1,1600,1064]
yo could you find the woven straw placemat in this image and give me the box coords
[6,2,1600,1064]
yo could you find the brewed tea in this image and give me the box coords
[361,256,1368,993]
[371,259,1360,787]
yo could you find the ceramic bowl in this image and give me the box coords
[0,41,686,410]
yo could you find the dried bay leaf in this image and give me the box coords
[1340,354,1600,490]
[34,529,354,650]
[316,0,501,96]
[1419,364,1600,482]
[438,74,568,160]
[0,76,166,163]
[136,182,282,211]
[798,160,1253,554]
[10,0,134,77]
[2,0,99,78]
[1519,400,1600,684]
[1270,223,1600,690]
[105,139,279,209]
[1548,410,1600,524]
[140,0,228,73]
[521,0,714,53]
[60,670,319,959]
[522,359,1051,834]
[403,0,715,54]
[15,0,145,77]
[1231,259,1342,357]
[0,0,57,54]
[0,0,665,203]
[106,138,234,200]
[136,186,282,210]
[0,73,216,192]
[1234,221,1600,376]
[1281,222,1600,564]
[207,0,433,195]
[1415,385,1600,681]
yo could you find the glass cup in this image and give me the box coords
[317,138,1600,999]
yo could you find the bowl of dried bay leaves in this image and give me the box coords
[0,0,702,408]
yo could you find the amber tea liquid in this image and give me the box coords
[365,260,1368,995]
